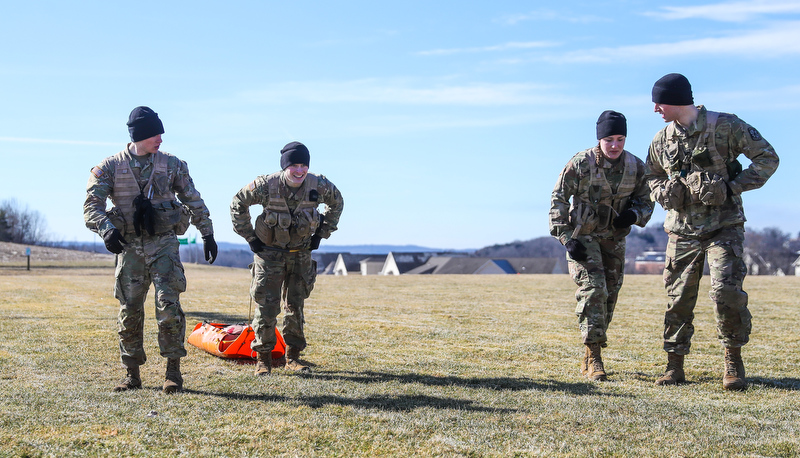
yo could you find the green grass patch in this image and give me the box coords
[2,266,800,457]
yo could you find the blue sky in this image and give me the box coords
[1,0,798,250]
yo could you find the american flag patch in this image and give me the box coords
[248,181,256,191]
[91,166,104,178]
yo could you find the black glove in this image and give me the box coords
[103,228,127,254]
[248,238,267,253]
[310,215,325,250]
[132,192,156,236]
[613,210,637,229]
[565,239,588,262]
[202,234,218,264]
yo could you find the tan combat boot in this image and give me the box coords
[163,358,183,394]
[113,366,142,392]
[285,346,311,373]
[254,352,272,376]
[580,345,590,376]
[722,347,747,391]
[655,353,685,386]
[586,343,607,381]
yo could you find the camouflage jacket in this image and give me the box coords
[646,106,779,237]
[230,171,343,249]
[550,146,653,245]
[84,144,214,237]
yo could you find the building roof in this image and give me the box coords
[360,255,388,275]
[405,256,567,274]
[335,253,378,273]
[386,252,434,274]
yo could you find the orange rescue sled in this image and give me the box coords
[188,322,286,361]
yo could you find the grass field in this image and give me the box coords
[2,262,800,457]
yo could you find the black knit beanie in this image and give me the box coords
[280,141,310,170]
[596,110,627,140]
[127,106,165,142]
[652,73,694,105]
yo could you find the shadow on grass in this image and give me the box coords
[185,311,250,324]
[184,388,518,412]
[305,370,623,397]
[750,377,800,390]
[630,371,800,391]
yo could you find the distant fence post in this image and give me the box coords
[25,247,31,271]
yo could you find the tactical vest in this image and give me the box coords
[106,150,188,235]
[570,148,639,236]
[254,173,321,249]
[665,111,730,180]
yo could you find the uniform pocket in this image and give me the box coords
[686,172,727,206]
[254,212,276,246]
[107,207,128,234]
[174,204,191,235]
[301,259,318,297]
[274,213,292,247]
[152,201,182,234]
[569,202,598,235]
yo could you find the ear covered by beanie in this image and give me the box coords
[280,141,310,170]
[127,106,165,142]
[652,73,694,106]
[596,110,627,140]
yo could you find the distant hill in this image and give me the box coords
[215,242,472,255]
[41,229,672,269]
[0,241,114,265]
[216,242,466,254]
[473,236,565,258]
[314,244,474,254]
[473,225,670,259]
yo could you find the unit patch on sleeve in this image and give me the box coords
[748,127,762,142]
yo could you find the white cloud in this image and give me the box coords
[547,22,800,62]
[416,41,558,56]
[646,0,800,22]
[497,9,608,25]
[703,84,800,111]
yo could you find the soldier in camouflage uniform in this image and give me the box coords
[84,106,218,394]
[646,74,779,390]
[230,141,343,376]
[550,111,654,381]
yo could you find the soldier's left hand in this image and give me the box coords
[202,234,218,264]
[613,210,637,229]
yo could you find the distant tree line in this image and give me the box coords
[4,197,799,274]
[474,224,800,274]
[0,199,48,245]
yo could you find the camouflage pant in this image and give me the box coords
[114,232,187,368]
[250,249,317,353]
[568,236,627,346]
[662,225,750,354]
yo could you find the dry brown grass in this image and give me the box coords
[2,263,800,457]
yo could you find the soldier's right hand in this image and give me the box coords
[565,239,588,262]
[103,229,127,254]
[248,238,267,253]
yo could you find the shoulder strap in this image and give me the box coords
[142,152,164,199]
[111,149,140,200]
[302,174,319,204]
[584,148,601,186]
[267,173,290,212]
